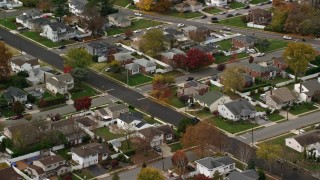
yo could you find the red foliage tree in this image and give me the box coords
[216,63,226,71]
[248,56,254,64]
[171,150,189,175]
[124,29,133,38]
[64,66,72,73]
[74,96,92,111]
[172,54,187,69]
[185,49,214,70]
[194,174,211,180]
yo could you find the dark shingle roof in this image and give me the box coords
[0,167,23,180]
[118,112,143,124]
[88,42,108,49]
[3,87,27,102]
[38,155,64,166]
[11,58,38,66]
[139,127,164,138]
[107,103,128,112]
[302,79,320,96]
[227,169,259,180]
[269,87,296,104]
[233,35,257,44]
[76,117,98,127]
[194,91,224,105]
[71,143,110,158]
[292,130,320,146]
[155,124,173,135]
[224,99,256,116]
[195,156,234,170]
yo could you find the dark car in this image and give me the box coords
[243,5,250,9]
[153,146,162,153]
[186,165,195,171]
[58,45,66,49]
[186,77,194,81]
[72,36,83,42]
[226,14,234,18]
[0,36,3,40]
[200,15,207,19]
[12,115,23,120]
[123,36,130,40]
[211,17,218,23]
[192,117,200,124]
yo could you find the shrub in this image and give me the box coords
[38,95,66,108]
[82,135,91,143]
[128,104,135,110]
[24,114,32,121]
[305,67,320,75]
[266,109,271,115]
[123,149,136,156]
[92,55,99,62]
[27,94,36,103]
[203,107,210,112]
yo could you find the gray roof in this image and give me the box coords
[139,126,164,138]
[233,35,257,44]
[46,22,74,32]
[291,130,320,146]
[109,13,130,23]
[165,28,183,36]
[246,63,272,73]
[71,143,110,158]
[191,44,217,54]
[16,14,30,21]
[69,0,87,9]
[194,91,224,105]
[227,170,259,180]
[27,17,50,26]
[134,58,156,68]
[23,9,41,17]
[75,117,98,127]
[38,155,64,166]
[88,42,108,49]
[155,124,173,135]
[114,52,134,62]
[3,87,27,102]
[268,87,296,104]
[195,156,234,170]
[302,79,320,96]
[118,112,144,124]
[224,99,256,116]
[56,73,73,82]
[11,58,39,67]
[97,108,108,116]
[107,103,128,112]
[125,62,140,71]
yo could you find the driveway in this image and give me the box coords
[87,164,108,177]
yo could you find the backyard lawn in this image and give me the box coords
[229,1,246,9]
[250,0,269,4]
[205,116,258,134]
[93,127,123,141]
[219,16,247,28]
[57,148,71,160]
[21,31,73,48]
[256,39,288,52]
[106,19,163,36]
[267,112,284,122]
[166,11,203,19]
[210,85,222,92]
[89,62,109,72]
[214,52,249,64]
[269,76,291,84]
[289,103,318,115]
[0,17,18,30]
[169,142,182,152]
[113,0,131,7]
[216,39,232,51]
[203,7,222,14]
[71,83,99,100]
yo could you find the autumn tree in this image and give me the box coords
[82,5,106,37]
[255,39,270,53]
[0,42,13,81]
[137,167,165,180]
[248,56,254,64]
[172,54,187,69]
[181,122,222,157]
[221,66,245,94]
[124,29,133,38]
[12,101,25,116]
[238,144,253,170]
[109,60,122,73]
[73,96,92,111]
[270,8,289,32]
[151,75,175,101]
[212,170,223,180]
[256,143,282,173]
[112,172,120,180]
[216,64,226,71]
[171,150,189,176]
[136,0,154,11]
[52,0,68,20]
[282,42,317,82]
[247,159,255,170]
[185,49,214,70]
[194,174,211,180]
[153,0,172,12]
[88,0,117,17]
[136,135,151,156]
[139,29,168,57]
[66,48,93,68]
[38,0,52,12]
[70,68,89,83]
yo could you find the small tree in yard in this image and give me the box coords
[185,49,214,70]
[238,144,253,170]
[12,101,25,116]
[136,135,152,156]
[258,168,266,180]
[249,56,254,63]
[81,5,105,37]
[137,167,165,180]
[112,172,120,180]
[247,159,255,170]
[124,29,133,38]
[171,150,188,176]
[216,63,226,71]
[119,123,135,149]
[256,143,282,173]
[212,170,223,180]
[221,66,245,94]
[0,42,13,81]
[151,75,175,101]
[73,96,92,111]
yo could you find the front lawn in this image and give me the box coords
[229,1,246,9]
[205,116,258,134]
[203,7,222,14]
[217,39,232,51]
[269,76,291,84]
[89,62,109,72]
[186,110,213,120]
[93,127,123,141]
[167,87,185,108]
[214,52,248,64]
[250,0,269,4]
[73,170,95,179]
[267,112,284,122]
[57,148,71,160]
[128,74,153,86]
[289,103,318,115]
[113,0,131,7]
[255,105,268,112]
[71,83,99,100]
[166,11,203,19]
[256,39,288,52]
[219,16,247,28]
[21,31,73,48]
[143,116,159,124]
[169,142,182,152]
[0,17,18,30]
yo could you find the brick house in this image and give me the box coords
[247,8,272,25]
[188,26,211,42]
[245,63,279,79]
[232,35,258,50]
[177,81,209,98]
[160,48,186,67]
[272,57,288,71]
[112,52,135,65]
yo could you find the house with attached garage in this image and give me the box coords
[247,8,272,26]
[86,42,118,62]
[105,103,129,119]
[112,52,135,65]
[41,22,76,42]
[294,78,320,102]
[125,62,140,76]
[190,44,219,55]
[10,58,40,73]
[195,156,235,178]
[3,86,28,104]
[26,66,55,85]
[51,119,87,145]
[16,9,41,27]
[68,0,87,16]
[177,81,209,99]
[75,116,98,131]
[245,63,279,80]
[46,73,74,95]
[116,112,151,131]
[265,87,297,109]
[272,57,288,71]
[25,155,71,180]
[193,91,231,112]
[205,0,227,7]
[138,126,164,147]
[218,99,261,121]
[155,124,174,143]
[232,35,258,50]
[108,12,131,28]
[285,130,320,157]
[134,58,156,74]
[226,169,259,180]
[160,48,186,67]
[71,143,111,168]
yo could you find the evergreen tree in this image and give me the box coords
[258,168,266,180]
[247,159,255,170]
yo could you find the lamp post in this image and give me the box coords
[287,107,289,120]
[161,148,164,171]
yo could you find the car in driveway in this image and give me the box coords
[134,13,142,16]
[226,14,234,18]
[25,103,33,110]
[211,17,218,23]
[12,115,23,120]
[283,35,292,40]
[223,26,231,31]
[177,23,185,27]
[256,52,265,57]
[243,5,250,9]
[200,15,207,19]
[233,12,240,16]
[113,34,120,38]
[58,45,66,49]
[153,146,162,153]
[186,77,194,81]
[133,29,142,33]
[219,11,226,15]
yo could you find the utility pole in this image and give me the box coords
[161,149,164,171]
[126,68,129,87]
[219,130,222,152]
[251,127,254,147]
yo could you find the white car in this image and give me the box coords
[223,26,230,31]
[256,52,265,57]
[283,35,292,40]
[233,12,240,16]
[134,13,142,16]
[113,34,120,38]
[133,29,142,33]
[177,23,185,27]
[25,103,33,110]
[146,27,153,30]
[219,11,227,15]
[247,49,256,53]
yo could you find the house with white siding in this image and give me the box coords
[205,0,227,7]
[218,99,260,121]
[116,112,151,131]
[10,58,40,73]
[138,127,164,147]
[41,22,76,42]
[16,9,41,27]
[46,73,74,95]
[265,87,297,109]
[3,86,28,104]
[193,91,231,112]
[294,78,320,102]
[195,156,235,178]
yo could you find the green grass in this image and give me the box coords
[166,87,185,108]
[143,116,159,124]
[214,52,249,64]
[90,62,109,72]
[167,11,203,19]
[0,17,18,30]
[0,107,15,118]
[203,7,222,14]
[106,19,163,36]
[157,70,183,77]
[289,103,318,115]
[169,142,182,152]
[43,91,55,99]
[269,76,291,84]
[186,110,213,120]
[205,116,258,134]
[119,141,140,151]
[250,0,269,4]
[113,0,131,7]
[255,105,268,112]
[229,1,246,9]
[57,148,71,160]
[6,44,20,56]
[74,170,95,179]
[93,127,123,141]
[267,112,284,122]
[71,83,99,100]
[217,39,232,51]
[21,31,73,48]
[128,74,153,86]
[219,16,247,28]
[256,39,288,52]
[210,85,222,92]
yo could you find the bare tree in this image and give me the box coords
[119,124,136,149]
[136,136,151,156]
[82,5,105,37]
[238,144,253,170]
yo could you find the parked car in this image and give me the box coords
[123,36,130,40]
[3,4,13,10]
[211,17,218,23]
[113,34,120,38]
[258,3,263,6]
[219,11,226,15]
[283,35,292,40]
[25,103,33,110]
[97,30,105,36]
[186,77,194,81]
[134,13,142,16]
[266,0,272,4]
[223,5,230,9]
[153,146,162,153]
[234,12,240,16]
[58,45,66,49]
[243,5,250,9]
[256,52,265,57]
[12,115,23,120]
[192,117,200,124]
[105,67,112,72]
[177,23,185,27]
[200,15,207,19]
[223,26,231,31]
[72,36,83,42]
[226,14,234,18]
[133,29,142,33]
[247,48,255,53]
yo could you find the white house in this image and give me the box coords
[285,130,320,157]
[16,9,41,27]
[71,143,110,168]
[218,99,261,121]
[10,58,40,73]
[46,73,74,95]
[294,78,320,102]
[193,91,231,112]
[41,22,76,42]
[26,66,54,85]
[133,58,156,74]
[0,0,7,8]
[116,112,151,131]
[3,86,28,104]
[205,0,227,7]
[68,0,87,16]
[138,126,165,147]
[195,156,235,178]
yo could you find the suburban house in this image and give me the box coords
[75,116,98,131]
[205,0,227,7]
[138,126,165,147]
[294,79,320,102]
[177,81,209,98]
[0,167,23,180]
[71,143,111,168]
[116,112,151,131]
[51,119,86,145]
[105,103,129,119]
[160,48,186,67]
[26,66,55,85]
[155,124,174,143]
[16,9,41,27]
[265,87,297,109]
[245,63,279,79]
[3,86,28,104]
[87,42,118,62]
[46,73,74,95]
[164,28,185,39]
[68,0,87,16]
[232,35,258,50]
[108,13,131,28]
[247,8,272,25]
[95,108,112,122]
[175,0,203,12]
[0,0,6,8]
[193,91,232,112]
[188,26,211,42]
[41,22,76,42]
[26,17,51,30]
[125,62,140,76]
[226,169,259,180]
[134,58,156,74]
[285,130,320,157]
[190,44,218,55]
[24,84,46,99]
[112,52,135,65]
[195,156,235,178]
[25,155,71,180]
[218,99,259,121]
[218,73,254,88]
[272,57,288,71]
[10,58,40,73]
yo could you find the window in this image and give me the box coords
[47,165,52,168]
[229,164,234,169]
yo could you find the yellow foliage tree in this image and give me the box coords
[136,0,153,11]
[137,167,165,180]
[256,143,282,173]
[220,66,245,94]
